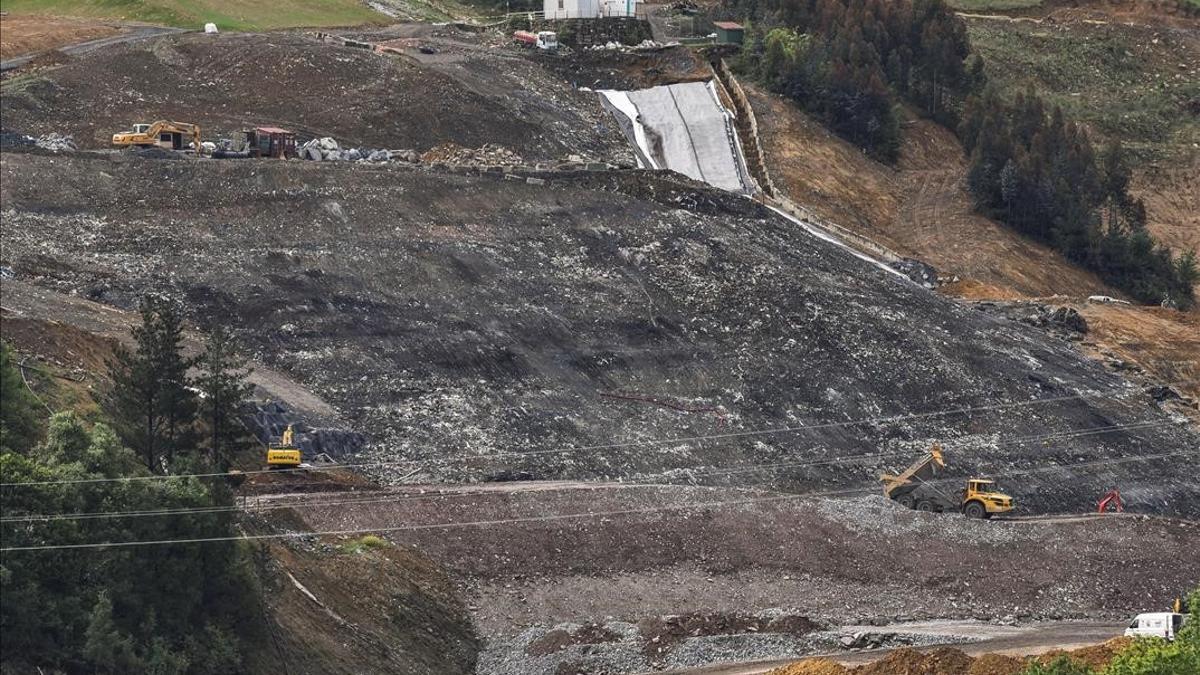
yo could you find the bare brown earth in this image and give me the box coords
[766,636,1134,675]
[245,535,479,675]
[748,85,1200,406]
[1075,301,1200,398]
[269,485,1200,632]
[747,87,1120,300]
[0,14,122,59]
[1133,160,1200,264]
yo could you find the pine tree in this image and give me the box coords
[107,297,198,472]
[196,326,253,470]
[83,592,139,673]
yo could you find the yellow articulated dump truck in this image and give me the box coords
[266,424,302,469]
[880,445,1014,519]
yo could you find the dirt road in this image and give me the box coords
[0,24,186,71]
[656,621,1127,674]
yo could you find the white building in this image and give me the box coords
[543,0,635,19]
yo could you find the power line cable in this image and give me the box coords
[2,415,1180,521]
[3,448,1195,552]
[1,417,1181,523]
[5,377,1192,489]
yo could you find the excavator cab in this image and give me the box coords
[266,424,302,469]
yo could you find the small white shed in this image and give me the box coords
[599,0,636,17]
[544,0,600,19]
[545,0,637,18]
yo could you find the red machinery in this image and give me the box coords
[1097,489,1124,513]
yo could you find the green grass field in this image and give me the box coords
[946,0,1043,11]
[0,0,389,30]
[966,18,1200,163]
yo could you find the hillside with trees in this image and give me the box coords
[723,0,1196,307]
[0,300,263,674]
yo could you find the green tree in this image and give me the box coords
[196,326,253,471]
[1103,587,1200,675]
[0,342,43,453]
[83,591,140,673]
[108,297,199,472]
[2,412,261,673]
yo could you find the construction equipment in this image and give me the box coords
[880,445,1014,518]
[1097,488,1125,513]
[112,120,202,152]
[242,127,297,158]
[266,424,302,469]
[513,30,559,51]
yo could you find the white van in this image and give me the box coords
[1125,612,1186,640]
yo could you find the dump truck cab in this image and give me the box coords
[536,31,559,51]
[962,479,1013,519]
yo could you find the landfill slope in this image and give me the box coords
[0,152,1197,516]
[0,29,633,164]
[601,81,754,193]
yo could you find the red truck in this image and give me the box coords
[513,30,559,51]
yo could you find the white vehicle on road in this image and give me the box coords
[1124,612,1186,640]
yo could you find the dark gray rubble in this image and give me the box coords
[1,153,1196,515]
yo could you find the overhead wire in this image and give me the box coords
[3,376,1193,489]
[0,416,1183,523]
[3,448,1196,553]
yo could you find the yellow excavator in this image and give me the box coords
[880,445,1014,519]
[266,424,302,469]
[112,120,202,153]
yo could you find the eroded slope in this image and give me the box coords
[1,153,1196,515]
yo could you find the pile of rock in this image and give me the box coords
[298,136,419,163]
[890,257,939,288]
[587,39,679,51]
[34,133,77,152]
[420,142,524,166]
[0,131,76,153]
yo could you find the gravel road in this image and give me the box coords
[655,621,1128,674]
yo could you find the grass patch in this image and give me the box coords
[0,0,390,31]
[967,18,1200,163]
[947,0,1043,11]
[339,535,391,554]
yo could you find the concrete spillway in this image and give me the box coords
[599,81,755,195]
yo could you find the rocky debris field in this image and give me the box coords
[478,613,962,674]
[270,485,1197,673]
[1,151,1197,516]
[0,29,633,164]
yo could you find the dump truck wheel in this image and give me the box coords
[898,495,915,509]
[964,501,986,519]
[916,500,934,512]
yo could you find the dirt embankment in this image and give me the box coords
[748,86,1116,300]
[770,636,1134,675]
[0,29,633,164]
[248,535,479,675]
[273,486,1200,634]
[747,83,1199,403]
[0,14,122,59]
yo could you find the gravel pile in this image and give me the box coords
[420,142,524,166]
